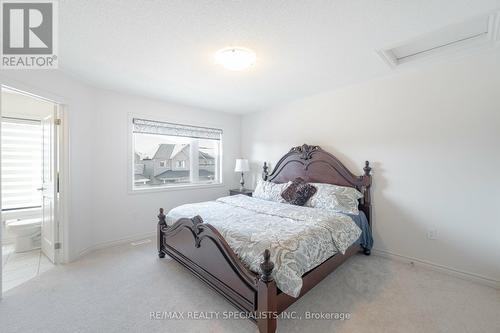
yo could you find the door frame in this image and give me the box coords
[0,81,70,297]
[55,104,69,264]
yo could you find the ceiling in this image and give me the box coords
[59,0,500,113]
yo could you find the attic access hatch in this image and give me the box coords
[379,12,500,67]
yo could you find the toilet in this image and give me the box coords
[5,218,42,252]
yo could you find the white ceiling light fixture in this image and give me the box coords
[214,47,256,71]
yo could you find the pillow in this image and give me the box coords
[306,183,363,214]
[253,179,290,202]
[281,178,317,206]
[280,177,305,202]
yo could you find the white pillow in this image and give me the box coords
[253,179,290,202]
[306,183,363,215]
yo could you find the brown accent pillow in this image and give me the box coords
[281,177,305,202]
[281,177,317,206]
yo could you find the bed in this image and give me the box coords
[157,144,372,333]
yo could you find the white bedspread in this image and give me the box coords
[166,195,361,297]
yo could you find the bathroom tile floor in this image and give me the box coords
[2,244,54,292]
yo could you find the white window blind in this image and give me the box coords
[132,118,223,140]
[1,118,42,210]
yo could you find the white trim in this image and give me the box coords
[77,231,156,260]
[372,248,500,289]
[494,11,500,42]
[378,11,500,69]
[129,182,224,195]
[56,105,70,264]
[0,88,2,298]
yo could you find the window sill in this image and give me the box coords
[129,182,225,194]
[1,207,42,219]
[1,206,42,213]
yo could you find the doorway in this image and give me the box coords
[1,86,66,294]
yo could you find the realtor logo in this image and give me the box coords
[1,0,58,68]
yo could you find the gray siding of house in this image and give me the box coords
[172,150,189,171]
[153,159,171,177]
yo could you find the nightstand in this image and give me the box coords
[229,188,253,197]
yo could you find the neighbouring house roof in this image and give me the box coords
[199,150,214,160]
[152,144,214,161]
[156,169,214,179]
[153,144,176,160]
[170,144,188,159]
[135,152,151,160]
[134,174,150,183]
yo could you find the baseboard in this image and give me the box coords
[76,231,156,261]
[372,248,500,289]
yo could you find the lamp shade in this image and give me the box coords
[234,159,249,172]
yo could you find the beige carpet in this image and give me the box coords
[1,240,499,333]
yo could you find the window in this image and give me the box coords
[1,117,42,210]
[132,118,222,189]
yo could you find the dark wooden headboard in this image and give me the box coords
[262,144,372,224]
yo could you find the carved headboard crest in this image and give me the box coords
[289,144,320,160]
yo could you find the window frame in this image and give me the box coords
[128,113,224,193]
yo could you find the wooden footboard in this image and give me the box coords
[157,209,363,333]
[157,209,278,332]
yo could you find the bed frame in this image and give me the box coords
[157,144,372,333]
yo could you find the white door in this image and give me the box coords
[41,107,58,263]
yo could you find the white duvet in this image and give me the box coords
[166,195,361,297]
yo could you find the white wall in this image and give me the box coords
[241,51,500,284]
[88,89,240,249]
[0,70,241,261]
